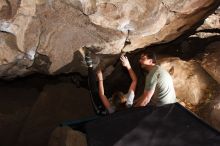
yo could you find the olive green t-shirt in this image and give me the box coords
[145,65,176,106]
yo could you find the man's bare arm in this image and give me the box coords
[134,89,154,107]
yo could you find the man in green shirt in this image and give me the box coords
[134,51,176,107]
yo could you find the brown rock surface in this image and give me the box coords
[159,57,217,105]
[201,41,220,84]
[0,0,219,78]
[2,0,21,18]
[210,95,220,131]
[0,32,32,78]
[0,0,10,19]
[16,82,94,146]
[197,89,220,132]
[35,0,125,74]
[48,126,87,146]
[199,7,220,30]
[191,7,220,39]
[0,78,39,146]
[0,32,20,65]
[121,0,220,51]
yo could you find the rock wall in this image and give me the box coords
[201,41,220,84]
[159,57,217,106]
[0,2,220,145]
[210,94,220,131]
[48,126,87,146]
[16,82,93,146]
[0,0,219,78]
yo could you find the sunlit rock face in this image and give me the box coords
[210,95,220,131]
[159,57,217,105]
[201,89,220,132]
[198,7,220,30]
[88,0,220,52]
[0,0,219,78]
[201,41,220,84]
[0,0,10,19]
[0,32,32,78]
[0,0,21,19]
[192,7,220,39]
[48,127,87,146]
[0,32,20,65]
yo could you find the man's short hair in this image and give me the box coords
[141,50,157,64]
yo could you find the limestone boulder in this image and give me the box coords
[201,41,220,84]
[159,57,217,105]
[48,126,87,146]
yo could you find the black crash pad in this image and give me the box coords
[83,103,220,146]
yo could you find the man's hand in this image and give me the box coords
[120,55,131,69]
[134,99,147,107]
[134,98,143,107]
[134,90,154,107]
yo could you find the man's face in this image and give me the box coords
[139,54,153,68]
